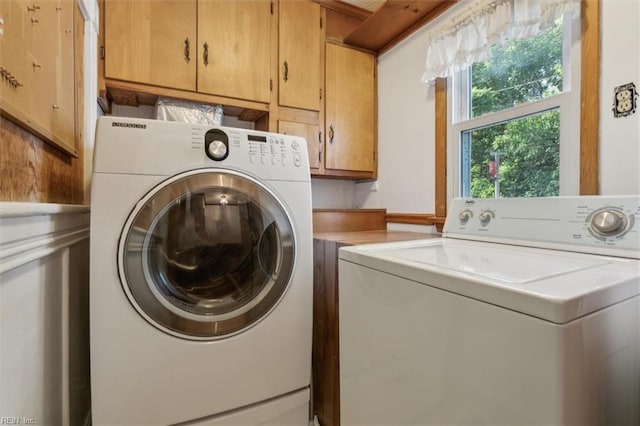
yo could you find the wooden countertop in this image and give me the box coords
[313,230,438,246]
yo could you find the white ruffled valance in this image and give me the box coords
[421,0,581,85]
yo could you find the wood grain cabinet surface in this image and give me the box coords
[104,0,272,103]
[101,0,377,179]
[278,0,321,112]
[0,0,77,156]
[324,43,376,178]
[104,0,197,91]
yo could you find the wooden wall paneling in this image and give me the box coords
[312,238,341,426]
[324,8,366,41]
[344,0,456,54]
[0,2,84,204]
[312,209,387,233]
[0,117,83,203]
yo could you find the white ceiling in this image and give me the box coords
[339,0,386,12]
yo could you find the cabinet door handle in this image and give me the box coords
[329,125,334,144]
[203,42,209,66]
[184,38,190,63]
[283,60,288,82]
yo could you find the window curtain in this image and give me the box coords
[421,0,581,84]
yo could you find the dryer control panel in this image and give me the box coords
[192,125,310,181]
[443,196,640,259]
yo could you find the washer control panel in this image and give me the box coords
[443,196,640,258]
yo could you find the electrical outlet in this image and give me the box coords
[613,82,637,118]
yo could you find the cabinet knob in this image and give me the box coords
[283,60,289,82]
[329,125,335,144]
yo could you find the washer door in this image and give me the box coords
[118,169,295,340]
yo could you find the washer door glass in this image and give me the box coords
[118,170,295,340]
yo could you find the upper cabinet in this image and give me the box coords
[104,0,271,103]
[100,0,377,179]
[278,0,321,111]
[104,0,197,91]
[0,0,77,156]
[198,1,271,103]
[324,43,376,176]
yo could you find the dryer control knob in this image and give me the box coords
[207,139,228,161]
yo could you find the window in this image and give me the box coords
[449,15,581,199]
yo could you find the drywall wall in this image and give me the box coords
[599,0,640,194]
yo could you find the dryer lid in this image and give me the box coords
[339,239,640,323]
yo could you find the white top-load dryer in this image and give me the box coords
[339,196,640,425]
[90,117,313,425]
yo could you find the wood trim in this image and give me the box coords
[312,209,387,233]
[104,79,269,118]
[311,0,372,21]
[580,0,600,195]
[435,78,448,218]
[385,213,445,226]
[313,169,376,179]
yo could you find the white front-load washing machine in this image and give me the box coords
[90,116,313,425]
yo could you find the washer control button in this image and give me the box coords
[590,209,628,237]
[479,211,493,226]
[458,210,472,224]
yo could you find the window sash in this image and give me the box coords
[447,14,580,200]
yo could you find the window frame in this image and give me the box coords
[433,0,600,228]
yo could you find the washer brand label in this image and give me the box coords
[112,122,147,129]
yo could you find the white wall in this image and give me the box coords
[599,0,640,194]
[355,26,436,214]
[352,0,640,220]
[0,204,91,426]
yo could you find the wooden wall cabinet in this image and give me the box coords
[101,0,377,179]
[104,0,197,91]
[198,1,271,103]
[104,0,272,103]
[278,0,321,112]
[0,0,77,156]
[324,42,376,178]
[279,41,377,179]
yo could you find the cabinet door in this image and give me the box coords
[198,0,271,103]
[278,0,320,111]
[0,0,30,121]
[50,0,76,147]
[279,120,320,170]
[325,44,375,173]
[104,0,196,91]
